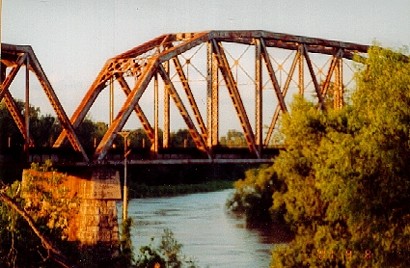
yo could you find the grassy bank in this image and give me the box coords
[128,180,234,198]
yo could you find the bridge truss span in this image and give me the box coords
[0,43,90,162]
[52,30,368,163]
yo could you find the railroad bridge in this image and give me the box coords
[1,30,369,166]
[1,30,370,257]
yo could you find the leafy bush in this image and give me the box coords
[226,165,287,224]
[135,229,197,268]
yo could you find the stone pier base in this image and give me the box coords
[22,167,122,266]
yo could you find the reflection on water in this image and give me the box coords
[121,189,291,267]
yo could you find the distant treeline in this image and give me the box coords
[0,100,249,154]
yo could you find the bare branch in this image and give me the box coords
[0,191,76,268]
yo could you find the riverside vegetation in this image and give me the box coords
[227,46,410,267]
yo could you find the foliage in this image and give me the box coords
[270,46,410,267]
[0,161,78,267]
[135,229,197,268]
[119,217,135,267]
[220,129,247,147]
[226,165,286,223]
[0,100,62,150]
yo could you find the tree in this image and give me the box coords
[0,100,62,150]
[220,129,247,147]
[0,161,77,267]
[226,165,287,224]
[270,46,410,267]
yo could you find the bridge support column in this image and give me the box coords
[22,167,122,265]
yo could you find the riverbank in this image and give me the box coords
[128,180,234,198]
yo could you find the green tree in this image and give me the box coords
[0,161,77,267]
[220,129,247,147]
[270,46,410,267]
[226,165,287,224]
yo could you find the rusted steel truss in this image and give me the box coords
[51,31,368,162]
[0,44,89,161]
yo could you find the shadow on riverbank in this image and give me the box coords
[128,180,234,198]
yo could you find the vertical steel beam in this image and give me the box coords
[334,57,344,109]
[158,63,210,157]
[153,72,159,154]
[264,49,300,146]
[254,38,263,154]
[163,61,170,149]
[0,54,33,145]
[207,41,219,149]
[212,40,260,158]
[109,77,114,126]
[25,56,30,152]
[298,46,304,95]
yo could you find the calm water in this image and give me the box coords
[120,189,290,267]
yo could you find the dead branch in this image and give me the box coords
[0,190,76,268]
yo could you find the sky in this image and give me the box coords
[1,0,410,132]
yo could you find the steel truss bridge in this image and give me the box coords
[1,31,368,165]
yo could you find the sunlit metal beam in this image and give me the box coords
[157,63,211,157]
[212,39,260,158]
[116,75,155,144]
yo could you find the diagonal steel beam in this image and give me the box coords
[2,90,34,146]
[157,63,211,158]
[53,63,111,148]
[171,55,208,140]
[26,48,89,162]
[321,49,344,97]
[116,75,155,145]
[54,35,171,149]
[212,39,260,158]
[0,54,27,101]
[260,38,288,113]
[95,59,157,161]
[303,44,326,110]
[264,47,301,146]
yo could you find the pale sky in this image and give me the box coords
[2,0,410,132]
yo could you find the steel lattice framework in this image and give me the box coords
[0,43,89,162]
[55,31,368,162]
[1,31,369,163]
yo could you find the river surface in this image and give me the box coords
[122,189,290,267]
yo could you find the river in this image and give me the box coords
[121,189,291,267]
